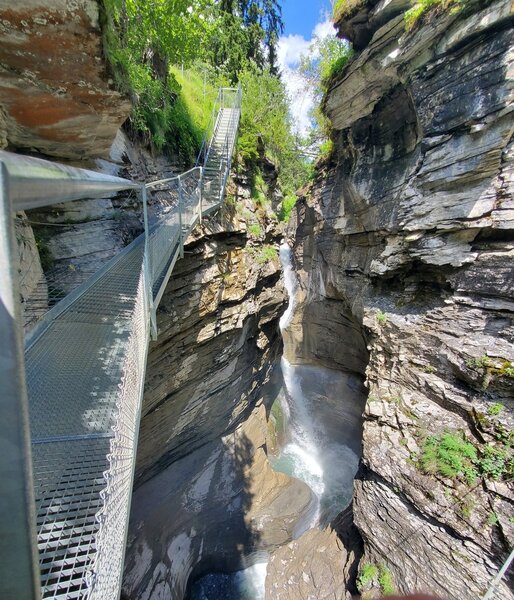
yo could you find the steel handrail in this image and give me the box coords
[0,150,139,210]
[145,166,203,189]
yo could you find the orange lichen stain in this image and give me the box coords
[9,95,90,128]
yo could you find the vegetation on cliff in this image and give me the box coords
[101,0,307,211]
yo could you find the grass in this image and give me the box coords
[247,223,263,238]
[170,66,219,136]
[357,564,379,593]
[357,563,395,596]
[376,309,387,323]
[488,403,504,417]
[256,245,278,264]
[404,0,461,31]
[419,432,478,484]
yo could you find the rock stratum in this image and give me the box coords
[0,0,130,158]
[122,179,312,599]
[289,0,514,597]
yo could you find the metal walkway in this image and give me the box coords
[0,87,241,599]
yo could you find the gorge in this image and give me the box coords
[1,0,513,598]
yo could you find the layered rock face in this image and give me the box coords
[0,0,130,158]
[291,0,514,597]
[123,192,312,599]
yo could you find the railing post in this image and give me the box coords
[141,185,157,340]
[0,162,41,600]
[198,168,203,220]
[178,179,184,259]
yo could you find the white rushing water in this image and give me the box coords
[274,243,361,530]
[278,242,297,330]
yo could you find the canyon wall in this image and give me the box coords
[122,182,311,600]
[290,0,514,597]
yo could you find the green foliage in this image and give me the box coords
[466,355,492,369]
[357,563,395,596]
[333,0,366,21]
[487,511,499,526]
[255,244,278,264]
[251,171,269,207]
[248,223,263,238]
[420,431,514,484]
[299,34,353,154]
[478,444,512,481]
[300,35,354,92]
[420,432,478,484]
[379,566,396,595]
[213,0,284,78]
[279,193,297,222]
[319,139,334,159]
[238,67,309,194]
[357,563,379,593]
[488,403,504,417]
[404,0,457,30]
[376,310,387,323]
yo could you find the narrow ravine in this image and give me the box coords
[190,242,365,599]
[271,244,364,530]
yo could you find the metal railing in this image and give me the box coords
[0,85,241,600]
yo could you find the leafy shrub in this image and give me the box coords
[279,194,297,222]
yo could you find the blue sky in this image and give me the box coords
[281,0,332,37]
[277,0,336,135]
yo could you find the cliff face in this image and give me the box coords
[0,0,130,158]
[123,182,312,599]
[291,0,514,597]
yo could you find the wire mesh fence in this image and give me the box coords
[2,86,241,600]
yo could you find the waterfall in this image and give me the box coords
[278,243,297,331]
[273,243,361,530]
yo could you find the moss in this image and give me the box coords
[404,0,458,30]
[333,0,366,22]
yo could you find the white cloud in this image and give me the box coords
[277,34,311,69]
[313,19,337,40]
[277,19,337,137]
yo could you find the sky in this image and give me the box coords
[277,0,336,137]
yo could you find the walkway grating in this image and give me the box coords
[1,88,241,598]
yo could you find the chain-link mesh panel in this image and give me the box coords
[88,271,149,599]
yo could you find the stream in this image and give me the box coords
[189,243,364,600]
